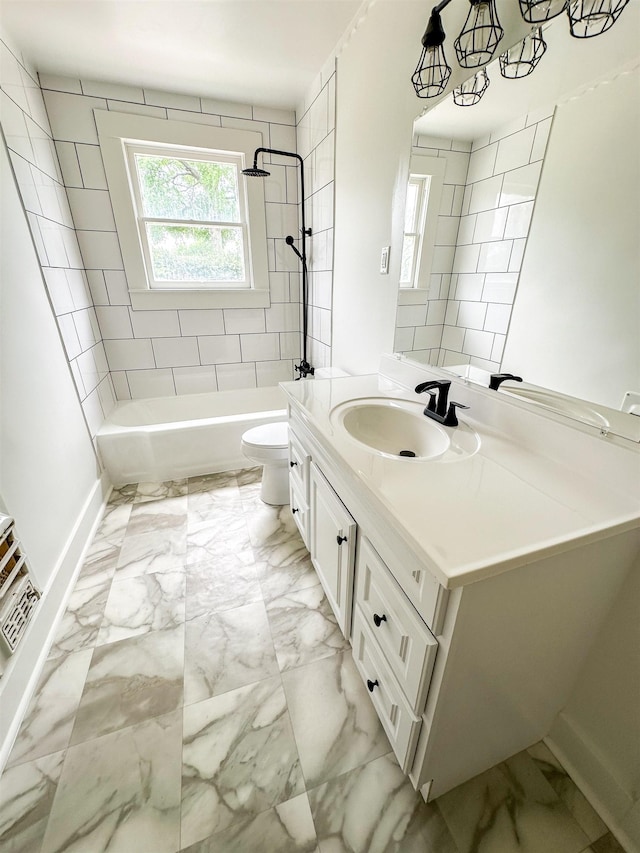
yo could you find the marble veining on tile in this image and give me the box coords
[0,471,619,853]
[92,502,132,547]
[266,585,350,672]
[282,650,390,789]
[183,600,279,704]
[97,569,185,646]
[186,510,252,564]
[115,527,187,578]
[73,539,120,592]
[135,478,188,502]
[249,501,320,601]
[0,750,65,852]
[180,793,318,853]
[185,555,261,619]
[47,579,111,659]
[528,741,609,844]
[308,752,458,853]
[41,711,182,853]
[70,624,184,746]
[126,494,188,537]
[7,649,93,769]
[436,749,592,853]
[181,675,305,848]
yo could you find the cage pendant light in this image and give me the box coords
[412,7,452,98]
[454,0,504,68]
[453,68,490,106]
[499,27,548,78]
[519,0,568,23]
[568,0,631,36]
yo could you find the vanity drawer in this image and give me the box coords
[289,431,311,502]
[356,536,438,713]
[289,477,309,548]
[352,606,421,774]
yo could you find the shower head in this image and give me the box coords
[285,235,304,262]
[242,166,270,178]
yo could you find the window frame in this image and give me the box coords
[397,153,446,306]
[400,174,431,289]
[127,144,251,291]
[95,110,270,309]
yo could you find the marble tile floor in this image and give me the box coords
[0,470,626,853]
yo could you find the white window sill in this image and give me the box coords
[398,287,430,306]
[129,288,270,310]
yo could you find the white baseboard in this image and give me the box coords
[0,472,110,771]
[546,712,639,853]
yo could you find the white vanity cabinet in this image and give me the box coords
[288,432,311,547]
[354,536,439,714]
[308,463,356,638]
[283,370,639,805]
[289,420,443,772]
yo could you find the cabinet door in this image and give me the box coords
[356,537,438,713]
[309,463,356,638]
[289,431,311,504]
[352,606,422,773]
[289,477,309,548]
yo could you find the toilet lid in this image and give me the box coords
[242,421,289,449]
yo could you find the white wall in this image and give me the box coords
[504,67,639,410]
[0,135,105,765]
[332,1,423,374]
[548,556,640,850]
[0,36,114,440]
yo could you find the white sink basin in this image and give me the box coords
[330,398,451,460]
[503,386,609,429]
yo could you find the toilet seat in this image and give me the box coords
[241,422,289,463]
[241,422,288,449]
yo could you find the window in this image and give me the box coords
[128,146,250,290]
[396,153,446,306]
[400,174,431,288]
[96,111,269,309]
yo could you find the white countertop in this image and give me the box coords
[282,373,640,589]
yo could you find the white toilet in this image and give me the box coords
[241,422,290,505]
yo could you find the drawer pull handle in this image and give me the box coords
[367,679,379,693]
[292,507,299,514]
[336,534,347,545]
[290,461,298,468]
[373,613,387,628]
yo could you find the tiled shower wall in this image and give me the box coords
[394,109,554,373]
[295,58,337,370]
[40,75,305,401]
[0,35,114,441]
[394,136,471,364]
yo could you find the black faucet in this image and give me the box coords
[415,380,469,427]
[415,380,450,416]
[489,373,523,391]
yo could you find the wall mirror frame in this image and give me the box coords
[393,5,640,443]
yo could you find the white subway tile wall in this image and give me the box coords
[395,110,553,372]
[297,66,336,370]
[393,134,470,364]
[0,37,116,444]
[33,74,308,401]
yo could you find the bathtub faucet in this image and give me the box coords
[295,359,315,380]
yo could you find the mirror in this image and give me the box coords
[393,7,640,441]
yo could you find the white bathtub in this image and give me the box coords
[97,386,287,486]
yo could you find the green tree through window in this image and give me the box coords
[129,148,249,286]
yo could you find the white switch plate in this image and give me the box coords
[380,246,390,274]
